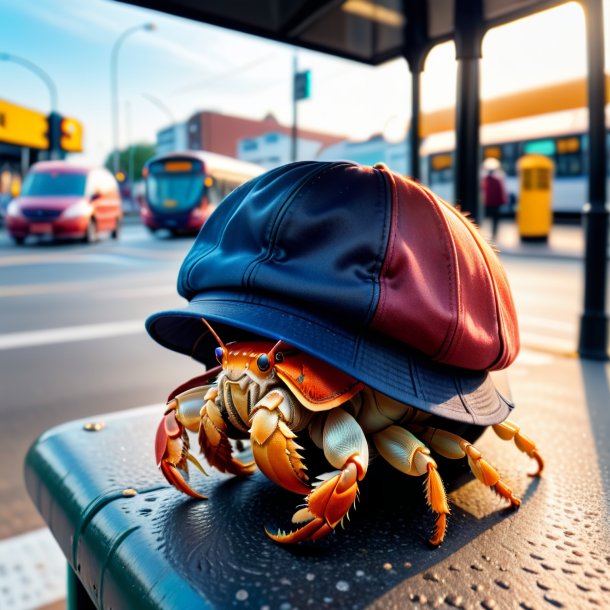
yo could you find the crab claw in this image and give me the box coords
[493,420,544,477]
[266,454,365,543]
[250,389,311,495]
[155,407,208,499]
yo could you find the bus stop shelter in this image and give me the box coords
[117,0,609,360]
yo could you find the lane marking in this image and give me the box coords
[0,320,145,350]
[0,247,183,267]
[517,315,576,333]
[0,282,177,299]
[0,528,65,610]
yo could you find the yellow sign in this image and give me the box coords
[60,116,83,152]
[0,99,48,149]
[164,161,193,172]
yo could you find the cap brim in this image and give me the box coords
[146,290,513,426]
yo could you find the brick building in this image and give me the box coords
[184,111,345,160]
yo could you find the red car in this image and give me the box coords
[5,161,122,245]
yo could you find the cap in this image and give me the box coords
[146,161,519,426]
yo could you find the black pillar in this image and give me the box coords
[579,0,609,360]
[403,0,428,181]
[454,0,484,223]
[409,70,421,180]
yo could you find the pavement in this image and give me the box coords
[482,218,585,260]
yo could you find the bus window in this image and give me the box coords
[146,159,205,212]
[556,136,583,176]
[429,153,453,185]
[500,143,519,177]
[524,139,556,156]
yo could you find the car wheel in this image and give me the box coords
[13,236,25,246]
[84,218,97,243]
[111,219,121,240]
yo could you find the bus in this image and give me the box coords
[141,151,264,235]
[419,77,610,217]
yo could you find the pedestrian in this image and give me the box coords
[481,158,508,241]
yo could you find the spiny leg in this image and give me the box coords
[493,420,544,476]
[199,388,256,477]
[420,427,521,507]
[373,425,449,546]
[267,408,368,543]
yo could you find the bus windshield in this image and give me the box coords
[146,160,205,212]
[21,172,87,197]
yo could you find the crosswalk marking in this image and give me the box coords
[0,528,65,610]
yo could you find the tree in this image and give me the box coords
[104,143,156,182]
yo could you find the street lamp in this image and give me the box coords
[110,23,157,175]
[0,52,58,112]
[141,92,175,124]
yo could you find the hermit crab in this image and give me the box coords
[156,320,544,546]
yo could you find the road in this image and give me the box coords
[0,220,595,609]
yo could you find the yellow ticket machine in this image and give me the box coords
[517,154,554,241]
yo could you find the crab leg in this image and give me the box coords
[250,388,311,495]
[267,409,368,543]
[492,420,544,476]
[373,425,449,546]
[156,385,213,498]
[199,390,257,477]
[156,385,255,498]
[420,428,521,507]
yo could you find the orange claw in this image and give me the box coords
[266,455,364,544]
[155,409,208,499]
[492,420,544,477]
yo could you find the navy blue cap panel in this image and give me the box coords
[178,161,333,301]
[178,161,390,328]
[250,163,391,326]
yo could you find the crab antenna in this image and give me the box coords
[201,318,226,350]
[268,339,289,360]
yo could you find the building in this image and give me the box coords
[237,130,324,169]
[316,134,409,175]
[155,123,187,155]
[183,111,344,162]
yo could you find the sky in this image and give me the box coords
[0,0,604,166]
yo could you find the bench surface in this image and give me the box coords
[25,355,610,609]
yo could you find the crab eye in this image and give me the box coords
[257,354,270,372]
[215,347,224,363]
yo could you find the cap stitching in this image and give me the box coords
[245,162,343,289]
[411,183,460,362]
[456,375,478,424]
[443,201,514,369]
[181,168,275,299]
[368,166,398,330]
[362,165,393,325]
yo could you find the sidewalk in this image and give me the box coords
[482,218,586,260]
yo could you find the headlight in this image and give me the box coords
[62,200,92,219]
[6,201,23,218]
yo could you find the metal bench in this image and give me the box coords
[24,355,610,609]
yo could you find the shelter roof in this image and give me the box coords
[116,0,570,65]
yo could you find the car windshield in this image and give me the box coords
[146,173,204,212]
[21,172,87,197]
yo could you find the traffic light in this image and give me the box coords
[60,117,83,152]
[294,70,312,101]
[47,112,62,157]
[46,112,84,156]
